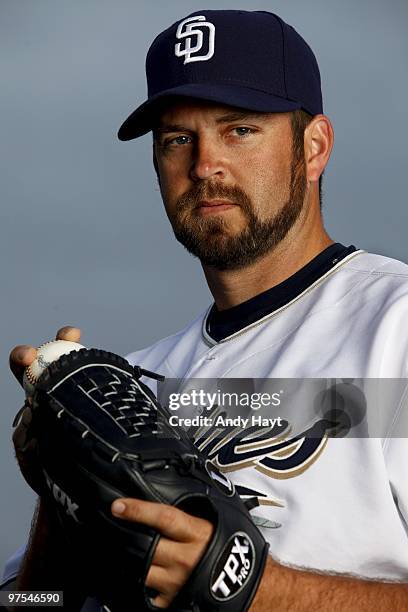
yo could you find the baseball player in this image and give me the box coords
[3,9,408,611]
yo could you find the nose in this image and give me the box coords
[190,136,226,182]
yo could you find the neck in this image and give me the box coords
[202,202,333,311]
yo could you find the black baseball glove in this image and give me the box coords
[17,348,268,611]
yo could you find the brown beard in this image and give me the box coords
[168,155,307,271]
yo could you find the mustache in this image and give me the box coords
[176,182,252,213]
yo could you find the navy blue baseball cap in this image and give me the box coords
[118,10,323,141]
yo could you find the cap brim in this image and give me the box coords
[117,83,301,141]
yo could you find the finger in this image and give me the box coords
[111,499,212,543]
[56,326,81,342]
[10,345,37,367]
[145,564,178,592]
[151,537,205,571]
[9,346,38,384]
[150,538,180,567]
[145,565,178,609]
[149,593,171,609]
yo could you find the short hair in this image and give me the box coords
[290,109,324,207]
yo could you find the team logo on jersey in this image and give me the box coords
[205,459,235,496]
[175,15,215,65]
[194,416,330,506]
[211,532,255,600]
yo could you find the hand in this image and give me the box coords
[111,498,214,609]
[10,326,82,492]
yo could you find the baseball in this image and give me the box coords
[23,339,85,396]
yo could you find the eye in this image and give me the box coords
[232,126,254,137]
[165,134,192,147]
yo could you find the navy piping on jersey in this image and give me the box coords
[205,243,357,342]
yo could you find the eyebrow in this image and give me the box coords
[154,124,192,135]
[154,111,271,135]
[215,111,270,123]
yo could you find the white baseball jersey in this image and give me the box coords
[2,248,408,609]
[124,249,408,582]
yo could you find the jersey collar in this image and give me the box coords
[203,243,360,345]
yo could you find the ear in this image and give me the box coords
[304,115,334,183]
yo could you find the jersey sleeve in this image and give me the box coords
[0,544,25,588]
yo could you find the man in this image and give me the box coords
[3,9,408,611]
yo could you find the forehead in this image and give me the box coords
[156,98,288,128]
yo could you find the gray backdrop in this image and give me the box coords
[1,0,407,573]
